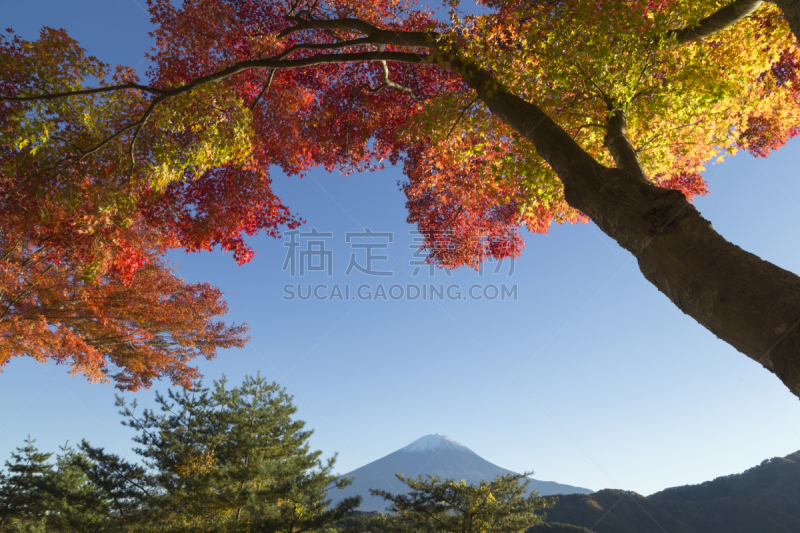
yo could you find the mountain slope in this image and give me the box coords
[539,450,800,533]
[329,434,593,511]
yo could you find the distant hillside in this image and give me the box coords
[537,450,800,533]
[528,523,593,533]
[329,434,593,511]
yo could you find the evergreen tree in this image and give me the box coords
[0,437,52,531]
[76,443,154,530]
[81,374,360,532]
[0,376,357,532]
[0,439,110,533]
[41,446,111,533]
[369,473,554,533]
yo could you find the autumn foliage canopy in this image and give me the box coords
[2,0,799,388]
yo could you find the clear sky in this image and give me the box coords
[3,0,800,498]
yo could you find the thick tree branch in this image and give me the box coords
[1,51,427,106]
[669,0,763,45]
[0,82,166,103]
[449,57,605,186]
[7,15,800,398]
[452,54,800,400]
[9,48,429,173]
[603,101,648,182]
[4,16,436,174]
[272,36,375,60]
[771,0,800,43]
[278,16,438,49]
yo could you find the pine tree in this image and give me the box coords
[0,376,357,532]
[80,374,360,532]
[0,437,52,531]
[369,473,554,533]
[0,439,110,533]
[41,445,111,533]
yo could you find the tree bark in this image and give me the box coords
[773,0,800,43]
[670,0,763,44]
[11,0,800,396]
[447,0,800,397]
[457,64,800,399]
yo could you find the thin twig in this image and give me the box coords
[446,96,480,140]
[250,70,276,110]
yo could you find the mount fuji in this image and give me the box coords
[329,434,593,512]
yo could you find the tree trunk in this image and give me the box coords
[459,65,800,400]
[671,0,763,44]
[774,0,800,44]
[315,0,800,399]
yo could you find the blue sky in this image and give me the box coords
[3,0,800,497]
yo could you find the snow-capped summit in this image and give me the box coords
[329,434,593,511]
[399,434,472,453]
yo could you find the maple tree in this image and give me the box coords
[0,232,247,390]
[0,33,255,389]
[3,0,800,395]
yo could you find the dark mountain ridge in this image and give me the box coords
[540,450,800,533]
